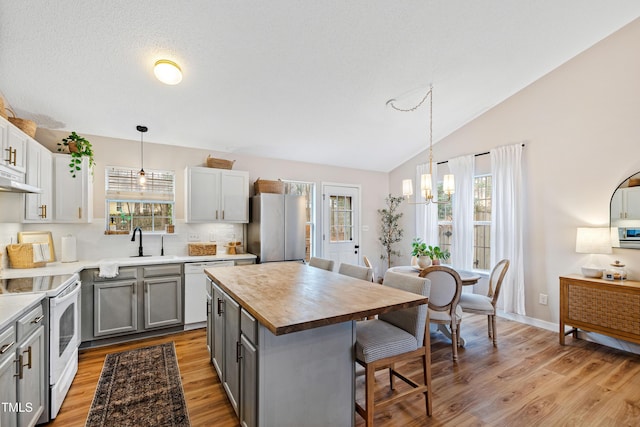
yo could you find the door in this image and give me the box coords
[223,294,240,416]
[94,280,138,337]
[186,167,220,222]
[144,276,183,329]
[0,346,18,427]
[17,326,45,427]
[322,184,361,269]
[221,171,249,222]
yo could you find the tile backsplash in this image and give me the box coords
[4,220,245,264]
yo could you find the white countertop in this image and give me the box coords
[0,253,256,330]
[0,253,257,279]
[0,293,45,331]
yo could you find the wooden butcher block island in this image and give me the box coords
[205,261,428,427]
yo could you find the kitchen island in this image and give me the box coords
[205,261,428,427]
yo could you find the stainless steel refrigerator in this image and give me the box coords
[248,194,307,263]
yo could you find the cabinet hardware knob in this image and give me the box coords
[31,315,44,324]
[14,354,24,379]
[236,341,243,362]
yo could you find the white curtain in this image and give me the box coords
[491,143,525,315]
[415,163,439,246]
[448,155,475,270]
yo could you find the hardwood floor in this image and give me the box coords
[47,316,640,426]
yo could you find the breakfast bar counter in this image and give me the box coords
[206,261,428,335]
[205,261,428,427]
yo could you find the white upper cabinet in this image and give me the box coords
[185,167,249,223]
[53,153,93,223]
[1,116,27,175]
[611,186,640,221]
[24,139,52,222]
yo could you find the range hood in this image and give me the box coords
[0,167,41,193]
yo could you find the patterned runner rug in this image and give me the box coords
[85,342,190,427]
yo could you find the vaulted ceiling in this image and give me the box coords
[2,1,639,172]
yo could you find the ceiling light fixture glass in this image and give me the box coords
[136,125,148,185]
[153,59,182,85]
[387,85,454,204]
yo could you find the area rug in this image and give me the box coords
[85,342,190,427]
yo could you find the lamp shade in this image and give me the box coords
[575,227,612,254]
[402,179,413,197]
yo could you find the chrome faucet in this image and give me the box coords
[131,226,144,256]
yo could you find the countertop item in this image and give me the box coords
[205,261,428,335]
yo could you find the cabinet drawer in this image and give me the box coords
[93,267,138,282]
[241,308,257,345]
[143,264,182,278]
[0,325,16,360]
[17,304,44,341]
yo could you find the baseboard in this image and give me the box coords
[496,310,640,355]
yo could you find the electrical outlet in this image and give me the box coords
[539,293,548,305]
[188,233,200,242]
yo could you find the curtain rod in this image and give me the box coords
[436,143,526,165]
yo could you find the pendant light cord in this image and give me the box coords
[386,85,434,175]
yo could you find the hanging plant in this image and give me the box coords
[57,131,95,177]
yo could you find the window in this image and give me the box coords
[105,167,175,233]
[283,181,315,261]
[436,174,493,271]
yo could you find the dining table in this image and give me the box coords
[387,265,482,347]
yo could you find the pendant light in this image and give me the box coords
[387,85,454,204]
[136,125,148,185]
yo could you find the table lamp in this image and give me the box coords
[575,227,612,278]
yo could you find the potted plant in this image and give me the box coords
[411,238,432,269]
[57,131,95,177]
[427,245,451,265]
[378,194,404,270]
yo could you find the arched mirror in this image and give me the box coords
[610,171,640,249]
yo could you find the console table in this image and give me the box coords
[559,275,640,345]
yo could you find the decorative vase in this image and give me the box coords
[68,142,79,153]
[417,256,432,269]
[431,259,440,266]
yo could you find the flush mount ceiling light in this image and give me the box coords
[137,125,148,185]
[153,59,182,85]
[387,85,454,205]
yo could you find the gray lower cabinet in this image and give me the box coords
[143,276,182,329]
[94,279,138,336]
[211,280,241,416]
[239,310,258,427]
[0,301,45,427]
[0,325,18,427]
[82,264,183,345]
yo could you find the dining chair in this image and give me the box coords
[362,256,375,282]
[308,256,334,271]
[458,259,510,345]
[419,265,463,362]
[355,271,432,426]
[338,262,374,282]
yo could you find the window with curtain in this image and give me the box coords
[283,180,315,261]
[105,167,175,233]
[436,174,493,270]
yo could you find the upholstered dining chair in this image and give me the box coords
[419,265,463,362]
[362,256,375,282]
[338,262,374,282]
[458,259,510,345]
[308,256,334,271]
[355,271,432,426]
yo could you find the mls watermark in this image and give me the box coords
[1,402,33,413]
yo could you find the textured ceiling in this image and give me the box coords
[1,1,639,172]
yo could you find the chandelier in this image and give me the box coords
[387,85,454,204]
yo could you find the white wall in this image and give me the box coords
[2,131,390,275]
[391,17,640,323]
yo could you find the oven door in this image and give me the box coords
[49,280,81,385]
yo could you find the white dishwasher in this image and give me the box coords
[184,261,235,327]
